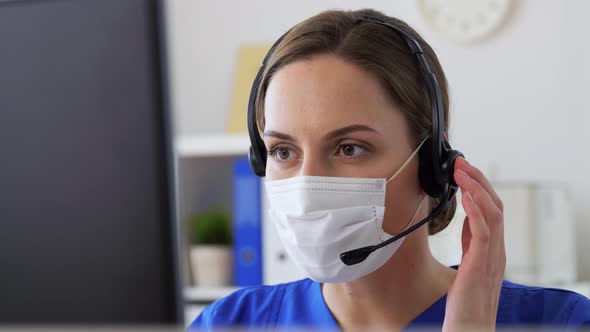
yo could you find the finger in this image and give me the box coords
[460,215,471,257]
[461,190,490,255]
[492,206,507,278]
[454,169,503,230]
[457,169,506,279]
[455,157,503,213]
[494,225,507,279]
[460,191,491,275]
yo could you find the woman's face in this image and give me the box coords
[263,54,426,234]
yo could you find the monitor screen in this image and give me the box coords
[0,0,182,325]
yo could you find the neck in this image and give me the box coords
[322,227,457,331]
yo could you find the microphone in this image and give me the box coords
[339,186,456,266]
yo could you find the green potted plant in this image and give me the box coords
[187,207,233,287]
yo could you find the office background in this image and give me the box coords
[165,0,590,285]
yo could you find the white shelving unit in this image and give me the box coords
[176,133,252,325]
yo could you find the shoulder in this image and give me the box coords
[188,278,313,331]
[498,280,590,327]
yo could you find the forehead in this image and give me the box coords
[263,54,408,138]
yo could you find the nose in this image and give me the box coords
[299,152,329,177]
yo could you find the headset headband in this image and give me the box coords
[247,15,461,198]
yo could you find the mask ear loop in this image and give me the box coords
[386,137,429,184]
[399,194,428,232]
[382,193,428,240]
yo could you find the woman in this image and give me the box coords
[190,9,590,331]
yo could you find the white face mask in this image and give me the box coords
[264,138,428,283]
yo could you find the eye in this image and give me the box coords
[268,145,294,161]
[337,144,366,158]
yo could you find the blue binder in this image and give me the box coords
[232,158,262,286]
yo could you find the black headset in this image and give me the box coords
[247,16,465,266]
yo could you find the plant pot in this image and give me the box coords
[190,245,232,287]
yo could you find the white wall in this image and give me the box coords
[165,0,590,279]
[567,1,590,280]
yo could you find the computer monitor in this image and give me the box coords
[0,0,183,326]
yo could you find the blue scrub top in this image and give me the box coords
[189,274,590,331]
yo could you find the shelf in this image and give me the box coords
[176,134,250,157]
[184,286,241,302]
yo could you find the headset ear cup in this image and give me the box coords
[249,146,266,177]
[418,137,444,197]
[444,149,464,187]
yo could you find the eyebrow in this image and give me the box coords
[324,125,378,140]
[263,125,378,142]
[263,130,296,142]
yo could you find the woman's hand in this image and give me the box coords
[442,157,506,332]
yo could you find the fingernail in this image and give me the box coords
[457,169,468,179]
[465,191,474,202]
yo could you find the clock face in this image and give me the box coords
[417,0,514,44]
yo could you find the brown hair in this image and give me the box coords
[254,8,456,235]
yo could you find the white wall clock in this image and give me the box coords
[417,0,515,44]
